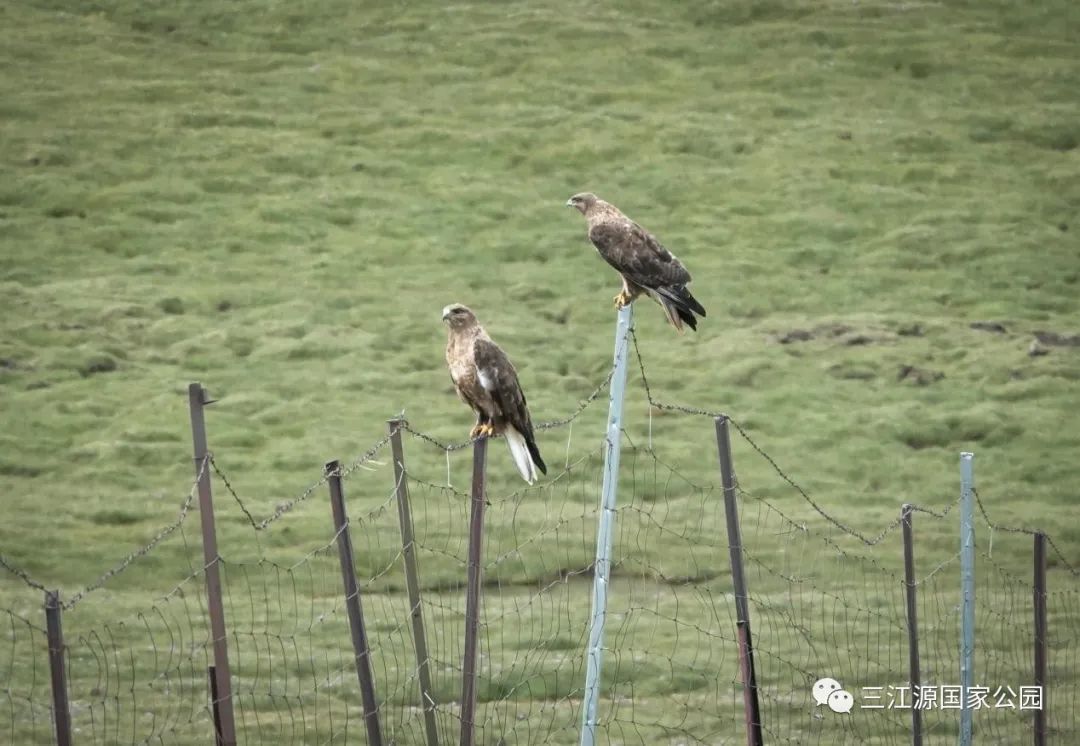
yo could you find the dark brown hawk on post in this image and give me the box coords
[566,192,707,332]
[442,304,547,484]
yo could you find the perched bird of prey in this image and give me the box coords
[566,192,707,332]
[441,304,548,484]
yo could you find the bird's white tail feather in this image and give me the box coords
[505,427,537,484]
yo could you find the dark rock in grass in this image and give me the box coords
[0,358,16,369]
[1034,331,1080,347]
[778,329,813,344]
[1060,223,1069,232]
[897,323,924,337]
[844,334,874,346]
[91,509,141,526]
[79,355,118,377]
[159,297,185,315]
[909,62,933,79]
[216,299,233,312]
[898,365,944,386]
[970,321,1007,333]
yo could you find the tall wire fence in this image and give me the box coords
[1,324,1077,745]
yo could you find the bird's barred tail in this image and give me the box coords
[505,427,546,484]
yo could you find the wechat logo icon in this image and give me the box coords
[813,677,854,714]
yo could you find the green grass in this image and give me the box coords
[2,0,1080,743]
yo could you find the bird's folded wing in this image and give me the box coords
[473,338,532,429]
[589,220,692,287]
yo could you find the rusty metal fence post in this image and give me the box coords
[714,416,763,746]
[1033,532,1048,746]
[44,590,72,746]
[901,504,922,746]
[326,459,383,746]
[208,666,223,746]
[188,382,238,746]
[459,436,489,746]
[387,418,440,746]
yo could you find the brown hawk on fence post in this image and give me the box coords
[567,192,707,333]
[442,304,547,484]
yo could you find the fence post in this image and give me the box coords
[326,460,384,746]
[459,437,489,746]
[901,504,922,746]
[959,452,975,746]
[44,590,72,746]
[579,303,633,746]
[387,418,440,746]
[208,666,223,746]
[1033,532,1047,746]
[714,416,764,746]
[188,382,238,746]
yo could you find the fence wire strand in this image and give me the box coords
[2,331,1078,745]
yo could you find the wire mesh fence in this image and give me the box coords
[1,321,1078,745]
[3,608,54,745]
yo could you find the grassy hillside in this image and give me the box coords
[2,1,1078,743]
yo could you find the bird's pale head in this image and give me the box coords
[566,192,600,215]
[441,303,479,331]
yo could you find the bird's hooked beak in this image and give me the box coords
[565,198,575,208]
[441,305,452,322]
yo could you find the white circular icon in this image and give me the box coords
[812,677,842,706]
[827,689,854,714]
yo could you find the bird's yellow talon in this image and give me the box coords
[613,291,631,309]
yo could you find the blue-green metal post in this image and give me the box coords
[579,304,633,746]
[959,452,975,746]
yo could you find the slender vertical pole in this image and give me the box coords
[387,418,439,746]
[326,460,384,746]
[715,417,763,746]
[208,666,223,746]
[44,591,72,746]
[579,303,633,746]
[959,452,975,746]
[459,438,489,746]
[901,504,923,746]
[188,382,238,746]
[1033,532,1048,746]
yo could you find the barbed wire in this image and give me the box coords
[0,554,49,593]
[2,326,1078,745]
[630,327,956,547]
[209,432,394,532]
[62,455,209,610]
[400,367,615,453]
[0,457,208,607]
[972,488,1080,576]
